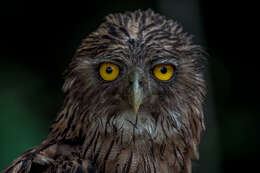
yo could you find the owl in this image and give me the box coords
[2,9,206,173]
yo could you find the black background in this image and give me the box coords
[0,0,258,172]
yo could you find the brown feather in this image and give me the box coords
[2,9,206,173]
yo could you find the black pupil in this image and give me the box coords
[106,67,113,74]
[160,67,167,74]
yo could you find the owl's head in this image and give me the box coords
[51,10,206,157]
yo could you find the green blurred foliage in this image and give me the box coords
[0,64,61,169]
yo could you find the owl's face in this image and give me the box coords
[57,10,205,147]
[75,49,179,138]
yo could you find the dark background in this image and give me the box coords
[0,0,258,172]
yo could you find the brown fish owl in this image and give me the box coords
[3,9,206,173]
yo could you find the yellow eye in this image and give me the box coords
[99,62,120,81]
[153,64,174,81]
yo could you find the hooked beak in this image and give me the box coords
[128,70,144,116]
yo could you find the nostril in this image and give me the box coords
[129,81,134,86]
[138,80,144,86]
[129,80,144,86]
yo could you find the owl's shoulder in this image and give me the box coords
[2,142,95,173]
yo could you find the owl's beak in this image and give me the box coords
[128,70,144,116]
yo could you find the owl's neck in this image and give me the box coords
[77,130,192,173]
[49,103,195,172]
